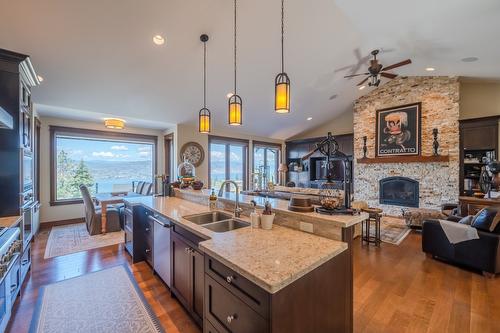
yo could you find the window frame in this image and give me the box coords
[49,126,158,206]
[208,135,249,191]
[252,140,282,185]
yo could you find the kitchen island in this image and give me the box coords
[124,193,365,332]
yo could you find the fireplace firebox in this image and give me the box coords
[379,177,419,207]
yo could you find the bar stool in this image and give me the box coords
[361,207,383,246]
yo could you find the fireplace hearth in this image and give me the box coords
[379,177,419,207]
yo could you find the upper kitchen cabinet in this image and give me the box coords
[0,49,40,216]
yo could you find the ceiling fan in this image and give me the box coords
[344,49,412,87]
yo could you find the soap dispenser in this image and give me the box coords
[250,200,260,228]
[209,189,218,210]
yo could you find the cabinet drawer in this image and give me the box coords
[205,275,268,333]
[205,256,269,318]
[204,319,220,333]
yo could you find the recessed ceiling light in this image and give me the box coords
[307,117,313,121]
[153,35,165,45]
[37,75,44,82]
[226,93,234,98]
[359,85,366,90]
[425,67,435,71]
[461,56,479,63]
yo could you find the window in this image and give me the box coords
[253,142,281,188]
[50,126,157,205]
[209,136,248,191]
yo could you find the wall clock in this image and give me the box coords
[180,142,205,167]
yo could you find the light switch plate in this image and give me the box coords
[300,222,314,233]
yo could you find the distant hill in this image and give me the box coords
[82,159,153,182]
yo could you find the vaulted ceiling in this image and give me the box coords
[1,0,499,139]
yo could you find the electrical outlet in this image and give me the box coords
[300,222,314,233]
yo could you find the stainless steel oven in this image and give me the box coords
[22,150,33,192]
[0,228,22,333]
[21,204,34,249]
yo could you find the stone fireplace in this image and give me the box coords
[353,77,460,216]
[379,177,419,208]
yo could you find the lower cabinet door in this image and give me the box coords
[171,233,191,310]
[205,275,268,333]
[192,249,204,324]
[204,319,220,333]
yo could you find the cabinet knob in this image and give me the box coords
[145,228,150,232]
[185,247,190,253]
[226,314,237,324]
[145,249,151,253]
[226,275,235,284]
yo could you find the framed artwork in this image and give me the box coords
[375,102,421,157]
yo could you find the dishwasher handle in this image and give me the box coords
[148,215,171,228]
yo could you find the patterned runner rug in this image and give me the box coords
[371,217,412,245]
[44,223,124,259]
[29,265,164,333]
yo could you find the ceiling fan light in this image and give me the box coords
[228,94,242,126]
[275,72,290,113]
[199,108,211,133]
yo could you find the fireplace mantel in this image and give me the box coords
[357,155,450,164]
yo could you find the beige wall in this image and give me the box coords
[460,80,500,150]
[39,116,165,223]
[175,124,284,187]
[288,111,353,140]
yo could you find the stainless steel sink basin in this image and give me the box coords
[183,211,233,225]
[202,219,250,233]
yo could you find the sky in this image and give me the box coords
[57,137,153,162]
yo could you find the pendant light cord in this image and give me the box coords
[281,0,284,73]
[203,40,207,108]
[234,0,237,94]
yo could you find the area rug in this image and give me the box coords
[371,217,411,245]
[29,265,164,333]
[44,223,124,259]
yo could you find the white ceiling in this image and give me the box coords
[1,0,499,139]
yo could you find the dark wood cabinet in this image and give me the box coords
[459,116,499,195]
[170,225,205,326]
[204,253,349,333]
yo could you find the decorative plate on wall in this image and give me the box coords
[180,142,205,167]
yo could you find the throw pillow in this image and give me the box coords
[458,215,473,225]
[471,207,500,233]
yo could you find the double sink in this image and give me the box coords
[182,211,250,233]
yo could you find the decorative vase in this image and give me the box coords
[260,213,275,230]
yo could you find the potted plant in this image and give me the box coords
[260,200,275,230]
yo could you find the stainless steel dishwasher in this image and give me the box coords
[150,213,171,288]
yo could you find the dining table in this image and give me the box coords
[94,192,143,234]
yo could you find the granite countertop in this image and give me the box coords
[0,215,22,228]
[179,189,368,228]
[123,195,348,294]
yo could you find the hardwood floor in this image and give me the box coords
[7,227,201,333]
[7,226,500,333]
[353,231,500,333]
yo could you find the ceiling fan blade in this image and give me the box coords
[380,72,398,79]
[381,59,411,72]
[357,77,369,86]
[344,73,369,78]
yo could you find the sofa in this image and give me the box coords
[422,206,500,277]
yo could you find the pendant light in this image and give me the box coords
[199,34,211,133]
[275,0,290,113]
[228,0,242,126]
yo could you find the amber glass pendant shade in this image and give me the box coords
[275,72,290,113]
[199,108,211,133]
[228,94,242,126]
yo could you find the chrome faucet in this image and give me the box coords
[218,180,243,218]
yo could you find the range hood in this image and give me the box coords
[0,106,13,129]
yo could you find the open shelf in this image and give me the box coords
[357,155,450,164]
